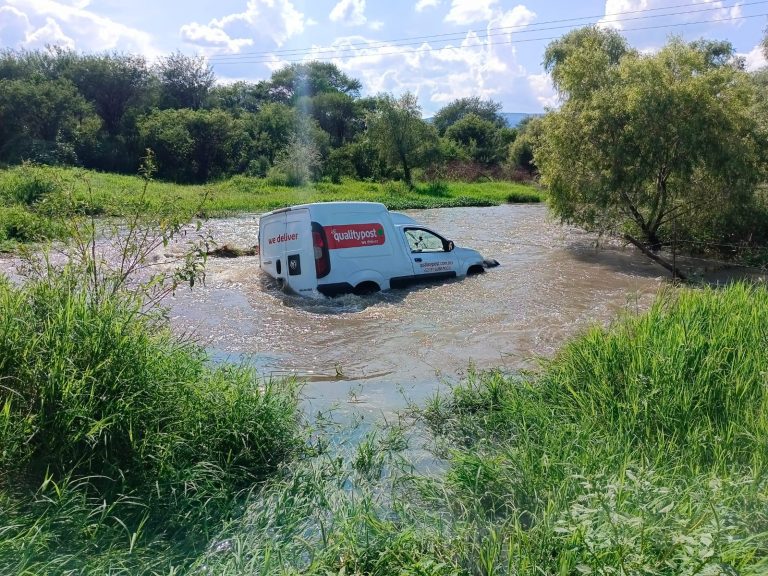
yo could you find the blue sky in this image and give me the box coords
[1,0,766,115]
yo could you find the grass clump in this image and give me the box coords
[195,283,768,575]
[0,269,301,573]
[416,282,768,574]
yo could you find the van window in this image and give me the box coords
[404,228,447,252]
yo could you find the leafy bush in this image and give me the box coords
[0,205,59,242]
[0,163,62,206]
[0,270,301,491]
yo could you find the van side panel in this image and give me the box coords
[312,206,411,291]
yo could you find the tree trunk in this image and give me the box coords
[623,234,686,281]
[401,155,412,188]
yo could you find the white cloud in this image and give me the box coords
[24,16,75,49]
[598,0,648,30]
[329,0,367,27]
[492,5,536,31]
[268,25,543,115]
[180,0,307,53]
[528,73,558,109]
[445,0,498,25]
[599,0,747,30]
[415,0,441,12]
[179,22,253,53]
[0,6,32,46]
[369,20,384,31]
[2,0,159,57]
[742,44,767,71]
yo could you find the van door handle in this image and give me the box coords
[414,258,422,262]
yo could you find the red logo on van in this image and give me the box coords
[324,224,385,249]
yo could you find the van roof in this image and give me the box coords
[261,201,387,218]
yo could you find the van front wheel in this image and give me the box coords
[353,281,380,295]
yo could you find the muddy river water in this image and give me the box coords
[161,204,666,416]
[0,204,675,416]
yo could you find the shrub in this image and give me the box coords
[0,163,62,206]
[0,271,301,490]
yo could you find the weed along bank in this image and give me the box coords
[258,201,495,297]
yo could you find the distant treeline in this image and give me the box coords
[0,48,531,185]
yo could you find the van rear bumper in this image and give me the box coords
[317,282,354,297]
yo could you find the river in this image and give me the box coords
[160,204,666,416]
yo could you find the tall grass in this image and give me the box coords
[194,283,768,575]
[416,282,768,574]
[0,270,301,573]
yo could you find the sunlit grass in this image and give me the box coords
[0,270,301,574]
[194,283,768,575]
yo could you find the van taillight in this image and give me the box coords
[311,222,330,279]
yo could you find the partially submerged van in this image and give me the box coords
[258,201,490,297]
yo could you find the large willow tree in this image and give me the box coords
[536,28,765,275]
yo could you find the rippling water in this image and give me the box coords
[158,204,665,415]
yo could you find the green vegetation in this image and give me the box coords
[536,28,768,272]
[0,51,526,185]
[0,163,542,250]
[2,220,766,573]
[0,264,301,573]
[194,283,768,575]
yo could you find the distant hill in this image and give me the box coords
[425,112,543,128]
[500,112,543,128]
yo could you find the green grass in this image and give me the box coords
[193,283,768,575]
[0,269,302,574]
[0,164,543,250]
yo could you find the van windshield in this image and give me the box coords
[404,228,446,252]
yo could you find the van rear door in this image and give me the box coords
[283,208,317,295]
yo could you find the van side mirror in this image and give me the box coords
[445,240,455,252]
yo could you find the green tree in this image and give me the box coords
[0,78,101,164]
[243,102,297,164]
[61,52,151,134]
[299,91,365,147]
[137,108,252,182]
[208,80,273,114]
[432,96,506,136]
[508,116,543,175]
[269,61,361,102]
[444,112,507,165]
[367,92,436,187]
[155,52,215,110]
[536,29,764,275]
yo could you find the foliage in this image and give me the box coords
[271,133,322,186]
[208,80,273,114]
[191,283,768,575]
[155,51,215,110]
[367,92,438,187]
[444,113,509,165]
[59,51,152,135]
[0,48,527,186]
[0,162,302,573]
[0,77,101,165]
[432,96,507,135]
[537,29,766,258]
[507,115,544,175]
[137,108,254,182]
[268,61,362,102]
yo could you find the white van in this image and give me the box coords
[258,201,488,297]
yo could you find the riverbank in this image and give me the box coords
[0,164,543,252]
[2,246,766,573]
[195,282,768,575]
